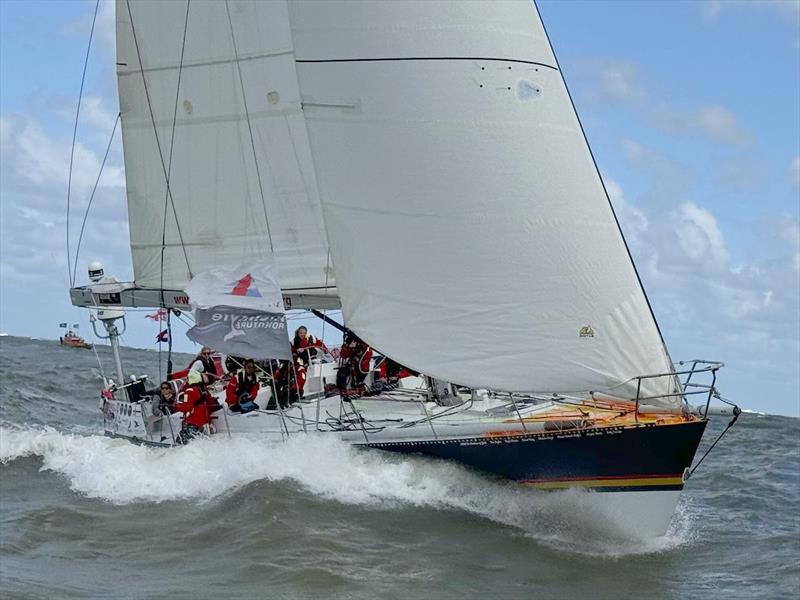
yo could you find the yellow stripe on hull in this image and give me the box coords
[522,476,684,490]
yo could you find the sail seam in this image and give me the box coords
[116,49,294,76]
[296,56,557,70]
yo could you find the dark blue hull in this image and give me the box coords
[365,420,708,492]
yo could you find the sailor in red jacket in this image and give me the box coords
[271,357,307,407]
[336,332,373,392]
[291,326,325,396]
[226,359,260,413]
[174,371,212,444]
[292,326,328,364]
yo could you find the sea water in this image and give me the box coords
[1,336,798,599]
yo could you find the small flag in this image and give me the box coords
[145,309,168,321]
[156,329,169,343]
[59,323,67,328]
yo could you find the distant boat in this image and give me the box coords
[60,330,92,350]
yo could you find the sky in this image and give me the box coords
[0,0,798,416]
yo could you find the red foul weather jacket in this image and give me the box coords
[225,372,260,408]
[175,385,211,429]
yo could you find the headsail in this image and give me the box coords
[290,1,677,402]
[115,0,334,304]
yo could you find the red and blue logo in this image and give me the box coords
[228,273,261,297]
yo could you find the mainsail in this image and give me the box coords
[289,0,676,401]
[115,0,334,301]
[112,0,677,403]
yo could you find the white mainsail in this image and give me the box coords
[289,0,676,402]
[114,0,677,403]
[115,0,334,299]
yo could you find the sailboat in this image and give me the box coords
[68,0,738,536]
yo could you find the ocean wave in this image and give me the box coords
[0,425,693,557]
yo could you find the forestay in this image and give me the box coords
[290,1,677,402]
[116,0,334,301]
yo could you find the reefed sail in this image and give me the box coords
[290,0,676,402]
[115,0,334,301]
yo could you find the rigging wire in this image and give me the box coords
[223,0,274,252]
[66,0,100,286]
[124,0,193,278]
[160,0,191,302]
[157,0,191,380]
[72,112,121,280]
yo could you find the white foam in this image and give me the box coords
[0,426,693,556]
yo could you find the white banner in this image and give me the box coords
[186,262,291,360]
[186,262,285,313]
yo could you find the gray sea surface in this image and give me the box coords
[0,335,798,599]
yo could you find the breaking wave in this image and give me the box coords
[0,425,693,557]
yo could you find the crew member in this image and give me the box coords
[189,346,220,383]
[226,359,260,413]
[272,357,306,407]
[174,371,212,444]
[336,332,372,392]
[292,326,328,365]
[149,381,177,416]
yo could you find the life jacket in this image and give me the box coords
[175,386,212,429]
[293,335,326,365]
[226,371,259,407]
[341,343,372,374]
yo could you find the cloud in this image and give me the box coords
[0,114,124,197]
[575,59,647,104]
[703,0,800,24]
[652,104,753,147]
[703,0,723,20]
[60,0,116,55]
[619,138,697,195]
[0,110,129,290]
[55,95,118,136]
[597,62,646,102]
[603,181,798,411]
[676,202,730,266]
[578,59,753,147]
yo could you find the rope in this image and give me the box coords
[224,0,274,252]
[67,0,100,286]
[124,0,193,278]
[91,338,107,383]
[686,397,741,479]
[72,112,120,280]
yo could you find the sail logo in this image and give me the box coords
[579,325,595,338]
[227,274,261,298]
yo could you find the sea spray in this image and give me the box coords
[0,425,692,556]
